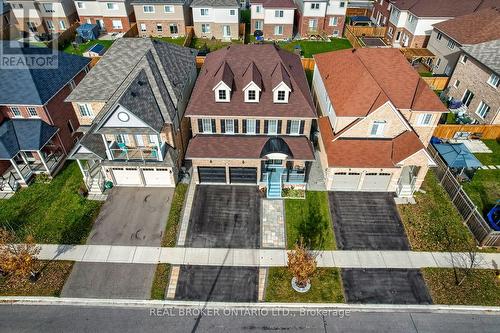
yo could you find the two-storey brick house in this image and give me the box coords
[66,38,197,194]
[446,40,500,125]
[312,48,447,197]
[371,0,391,26]
[249,0,295,40]
[74,0,136,33]
[132,0,192,38]
[185,44,316,198]
[191,0,239,40]
[0,42,90,196]
[293,0,346,38]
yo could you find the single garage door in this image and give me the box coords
[331,172,361,191]
[111,167,142,186]
[142,168,172,187]
[198,167,226,183]
[360,173,392,191]
[229,167,257,184]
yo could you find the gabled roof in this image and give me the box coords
[271,62,291,90]
[0,42,90,105]
[390,0,500,18]
[0,119,58,159]
[191,0,239,7]
[242,61,262,90]
[313,48,447,117]
[251,0,296,8]
[130,0,188,4]
[213,60,234,89]
[433,8,500,45]
[462,39,500,74]
[186,44,315,118]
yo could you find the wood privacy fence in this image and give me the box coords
[123,23,138,37]
[348,26,387,37]
[434,124,500,139]
[428,144,500,247]
[346,8,372,17]
[183,26,194,47]
[46,22,80,49]
[195,55,317,71]
[344,26,363,49]
[421,76,449,90]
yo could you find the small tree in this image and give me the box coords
[0,227,40,281]
[287,238,317,288]
[449,244,482,286]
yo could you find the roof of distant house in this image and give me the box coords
[313,48,447,118]
[390,0,500,18]
[185,44,315,118]
[191,0,239,7]
[433,7,500,45]
[250,0,296,8]
[462,39,500,74]
[0,42,90,105]
[129,0,189,4]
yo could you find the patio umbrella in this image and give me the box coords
[433,143,483,169]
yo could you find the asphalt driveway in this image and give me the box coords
[62,187,174,299]
[185,185,261,248]
[175,265,258,302]
[329,192,410,250]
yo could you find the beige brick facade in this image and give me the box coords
[255,21,293,40]
[72,102,105,126]
[193,22,238,40]
[137,19,186,37]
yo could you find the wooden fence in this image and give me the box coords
[344,26,363,48]
[428,144,500,247]
[46,22,80,49]
[348,26,387,37]
[434,124,500,139]
[346,8,372,17]
[123,23,138,38]
[195,55,317,71]
[421,76,449,90]
[183,26,194,47]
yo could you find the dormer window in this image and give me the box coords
[218,90,227,100]
[277,91,286,101]
[248,90,256,101]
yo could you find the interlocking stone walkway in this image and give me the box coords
[261,199,286,248]
[306,151,327,191]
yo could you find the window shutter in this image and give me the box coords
[277,120,282,134]
[256,120,260,134]
[299,120,305,134]
[286,120,291,134]
[264,120,269,134]
[242,119,247,134]
[221,119,225,133]
[211,119,216,133]
[198,119,203,133]
[234,119,239,133]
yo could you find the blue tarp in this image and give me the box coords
[432,143,483,169]
[350,16,372,23]
[76,23,99,40]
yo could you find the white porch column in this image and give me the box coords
[76,159,86,176]
[9,158,26,183]
[102,134,113,160]
[37,150,51,175]
[156,135,163,161]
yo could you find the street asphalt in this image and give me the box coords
[1,304,500,333]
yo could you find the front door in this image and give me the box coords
[96,19,105,31]
[223,25,231,38]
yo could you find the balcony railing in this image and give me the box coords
[108,141,165,162]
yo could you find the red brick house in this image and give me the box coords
[371,0,392,26]
[0,43,90,196]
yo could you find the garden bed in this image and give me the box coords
[161,183,188,247]
[150,263,171,300]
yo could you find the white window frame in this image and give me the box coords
[140,23,147,32]
[453,79,460,88]
[447,39,455,50]
[223,25,231,37]
[216,89,228,102]
[46,20,54,31]
[310,3,319,10]
[201,23,210,33]
[487,73,499,89]
[408,14,414,23]
[164,5,174,13]
[106,3,118,10]
[78,103,93,117]
[339,1,345,7]
[255,20,262,30]
[59,20,66,30]
[476,101,490,119]
[156,23,163,32]
[42,3,54,13]
[247,90,256,101]
[115,134,129,145]
[225,119,235,134]
[27,107,38,117]
[202,119,213,133]
[256,5,261,13]
[169,23,178,34]
[277,90,286,101]
[275,10,284,17]
[230,9,236,16]
[460,54,468,64]
[143,5,155,13]
[246,119,256,134]
[289,120,300,135]
[112,20,123,30]
[370,120,386,136]
[275,25,283,35]
[329,17,338,26]
[417,114,433,126]
[436,32,442,40]
[76,2,85,9]
[268,119,278,135]
[10,107,21,117]
[200,8,209,16]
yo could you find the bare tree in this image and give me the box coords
[0,227,40,282]
[448,242,483,286]
[287,238,317,288]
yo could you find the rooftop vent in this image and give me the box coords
[137,80,145,86]
[131,92,138,97]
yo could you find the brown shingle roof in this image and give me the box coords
[186,135,315,160]
[313,48,447,117]
[391,0,499,18]
[186,44,316,118]
[318,117,425,167]
[242,61,262,90]
[433,8,500,45]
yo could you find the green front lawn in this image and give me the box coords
[153,36,186,46]
[161,183,188,247]
[265,267,344,303]
[285,191,336,250]
[278,38,352,58]
[398,172,475,252]
[0,162,103,244]
[423,268,500,306]
[463,170,500,217]
[475,140,500,165]
[63,40,114,56]
[150,263,171,300]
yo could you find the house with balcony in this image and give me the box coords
[74,0,135,33]
[131,0,192,38]
[249,0,295,40]
[190,0,239,40]
[184,44,316,198]
[385,0,498,48]
[445,39,500,125]
[293,0,347,38]
[312,48,447,197]
[6,0,78,36]
[66,38,197,195]
[0,42,90,197]
[426,7,500,76]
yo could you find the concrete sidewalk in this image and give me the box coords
[32,244,500,269]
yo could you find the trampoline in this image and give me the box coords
[360,37,387,47]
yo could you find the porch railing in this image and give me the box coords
[0,171,19,192]
[281,171,306,184]
[109,146,161,161]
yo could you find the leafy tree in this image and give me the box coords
[0,227,40,281]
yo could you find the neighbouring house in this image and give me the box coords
[131,0,192,38]
[312,48,448,197]
[446,39,500,125]
[74,0,136,33]
[346,0,373,17]
[184,44,316,199]
[0,42,90,196]
[293,0,347,38]
[191,0,239,40]
[249,0,295,40]
[371,0,391,26]
[6,0,78,36]
[66,38,197,195]
[426,7,500,76]
[1,0,18,39]
[385,0,499,48]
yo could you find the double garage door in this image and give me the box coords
[331,172,392,191]
[198,167,257,184]
[110,167,172,187]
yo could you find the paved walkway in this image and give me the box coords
[176,173,197,247]
[31,244,500,269]
[261,199,286,248]
[306,151,327,191]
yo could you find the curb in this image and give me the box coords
[2,297,500,315]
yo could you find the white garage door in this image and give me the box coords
[331,172,361,191]
[360,173,392,191]
[142,168,172,187]
[111,167,142,186]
